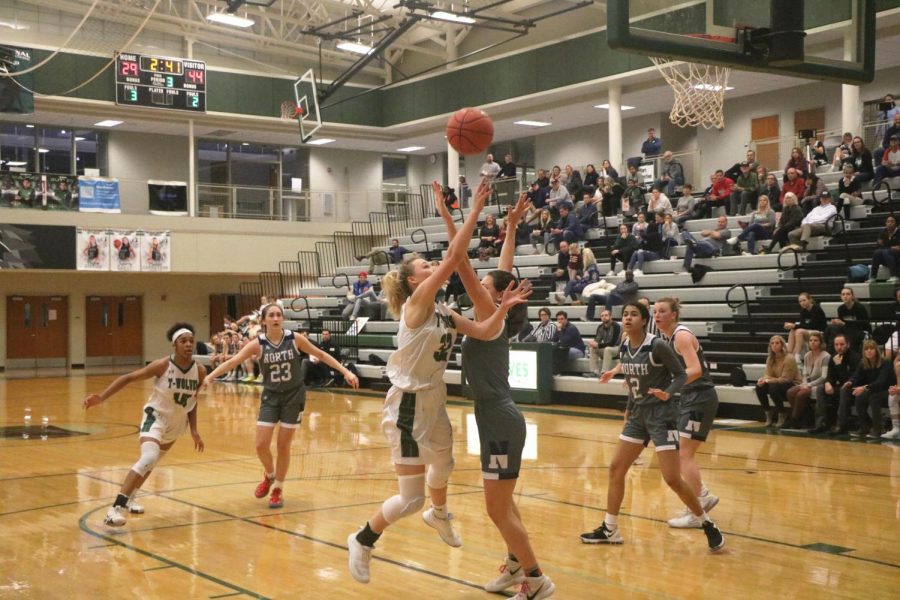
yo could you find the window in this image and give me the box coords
[0,123,107,175]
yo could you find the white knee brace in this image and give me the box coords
[381,473,426,524]
[426,448,455,489]
[131,441,161,477]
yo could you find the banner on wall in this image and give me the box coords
[76,228,110,271]
[140,231,171,271]
[0,224,76,269]
[0,172,38,208]
[46,174,80,210]
[0,46,34,114]
[110,230,140,271]
[148,180,188,216]
[78,176,121,213]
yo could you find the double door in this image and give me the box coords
[6,296,69,369]
[85,296,143,366]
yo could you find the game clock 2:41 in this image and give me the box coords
[115,52,207,113]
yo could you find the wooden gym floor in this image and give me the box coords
[0,375,897,599]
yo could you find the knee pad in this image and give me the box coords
[381,473,425,524]
[131,441,161,477]
[426,448,455,489]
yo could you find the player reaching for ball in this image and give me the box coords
[83,323,206,527]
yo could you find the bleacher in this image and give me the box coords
[252,168,900,419]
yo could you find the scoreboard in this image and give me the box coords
[115,53,206,113]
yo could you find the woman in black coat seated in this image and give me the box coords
[825,287,871,352]
[784,292,827,361]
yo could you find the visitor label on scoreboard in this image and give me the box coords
[115,53,206,113]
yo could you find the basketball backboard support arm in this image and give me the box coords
[607,0,875,84]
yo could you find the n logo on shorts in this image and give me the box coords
[667,429,679,443]
[488,440,509,470]
[687,410,704,432]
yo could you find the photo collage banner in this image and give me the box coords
[1,172,81,210]
[76,229,171,272]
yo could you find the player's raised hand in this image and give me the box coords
[83,394,103,409]
[507,192,531,224]
[432,181,446,214]
[500,279,533,308]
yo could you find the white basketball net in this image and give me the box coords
[650,57,731,130]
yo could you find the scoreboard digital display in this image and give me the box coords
[115,53,206,113]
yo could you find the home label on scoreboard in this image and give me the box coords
[115,53,206,113]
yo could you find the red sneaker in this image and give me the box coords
[269,487,283,509]
[254,475,274,499]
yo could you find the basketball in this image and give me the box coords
[446,107,494,155]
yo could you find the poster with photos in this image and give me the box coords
[0,172,38,208]
[140,230,171,272]
[76,228,110,271]
[110,230,140,271]
[46,174,79,210]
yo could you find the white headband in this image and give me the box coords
[171,328,193,343]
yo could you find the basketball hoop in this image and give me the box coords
[280,100,300,122]
[650,57,730,130]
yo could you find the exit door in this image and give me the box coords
[6,295,69,369]
[85,296,143,366]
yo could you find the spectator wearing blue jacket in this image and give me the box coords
[641,128,662,156]
[552,311,586,360]
[550,205,583,248]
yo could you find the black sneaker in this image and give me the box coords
[702,520,725,551]
[580,523,624,544]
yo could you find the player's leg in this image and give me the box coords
[421,405,461,547]
[580,434,643,544]
[254,391,278,498]
[126,439,175,514]
[267,388,305,507]
[105,434,165,526]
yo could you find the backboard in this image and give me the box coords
[607,0,875,83]
[294,68,323,143]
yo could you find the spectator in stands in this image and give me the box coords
[729,161,758,216]
[625,163,644,188]
[816,334,859,434]
[834,164,863,219]
[628,213,665,276]
[759,171,780,211]
[550,204,583,247]
[586,270,639,320]
[535,168,550,189]
[480,153,501,181]
[868,214,900,283]
[810,140,830,170]
[730,194,775,255]
[661,213,679,258]
[493,216,509,253]
[528,207,553,254]
[763,192,803,254]
[783,292,827,361]
[621,177,645,216]
[583,164,600,195]
[358,238,409,273]
[884,354,900,439]
[783,146,809,181]
[441,185,458,212]
[552,311,586,361]
[587,310,622,375]
[531,307,557,342]
[478,213,500,251]
[783,332,830,429]
[874,135,900,188]
[301,329,342,386]
[343,272,380,320]
[499,154,516,179]
[598,159,618,180]
[564,165,583,197]
[527,180,549,209]
[641,128,662,156]
[837,340,891,438]
[832,143,853,173]
[875,113,900,164]
[654,151,684,197]
[673,184,697,227]
[609,223,640,276]
[874,96,900,164]
[681,215,731,272]
[703,169,733,218]
[787,191,836,251]
[646,187,672,217]
[780,168,806,206]
[799,174,827,215]
[565,242,584,283]
[552,240,571,288]
[849,136,875,185]
[577,192,600,230]
[755,335,801,427]
[548,178,572,209]
[826,287,871,351]
[631,211,649,242]
[564,248,600,304]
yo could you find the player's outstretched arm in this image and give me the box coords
[83,358,169,409]
[451,279,532,341]
[295,335,359,389]
[201,339,261,389]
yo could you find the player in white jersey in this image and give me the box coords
[202,303,359,508]
[347,180,533,585]
[83,323,207,527]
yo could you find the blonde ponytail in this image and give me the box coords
[381,254,418,319]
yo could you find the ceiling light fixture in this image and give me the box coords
[207,12,255,28]
[594,103,635,110]
[306,138,336,145]
[26,124,34,128]
[75,136,86,141]
[430,11,476,25]
[94,120,124,127]
[38,148,50,153]
[336,41,373,55]
[6,161,28,166]
[397,146,426,152]
[514,120,551,127]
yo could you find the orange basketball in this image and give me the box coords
[446,107,494,155]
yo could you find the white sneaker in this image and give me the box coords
[881,427,900,440]
[347,530,372,583]
[422,507,462,547]
[632,269,644,277]
[485,557,525,592]
[128,500,144,514]
[726,236,738,245]
[606,270,616,277]
[667,507,703,529]
[104,505,127,527]
[700,493,720,513]
[889,276,900,284]
[511,574,555,600]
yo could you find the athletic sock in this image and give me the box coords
[431,503,448,519]
[527,567,543,578]
[356,522,381,547]
[113,493,130,508]
[700,511,710,522]
[604,513,618,529]
[273,480,283,490]
[265,472,275,480]
[508,553,519,563]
